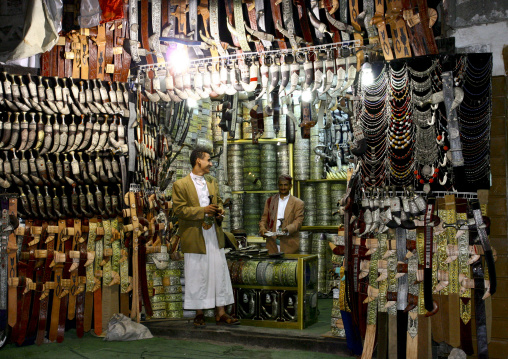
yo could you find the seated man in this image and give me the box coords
[259,174,304,254]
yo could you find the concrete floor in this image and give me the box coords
[0,298,357,359]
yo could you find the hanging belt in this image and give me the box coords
[442,71,464,167]
[395,227,408,359]
[48,220,65,342]
[472,198,495,296]
[56,219,74,343]
[456,198,473,355]
[68,220,82,322]
[113,19,123,82]
[75,219,88,338]
[405,230,418,359]
[372,0,394,60]
[362,0,378,43]
[376,233,389,359]
[93,218,104,336]
[105,21,115,81]
[7,198,18,328]
[472,257,488,358]
[361,235,380,359]
[269,0,288,49]
[210,0,228,56]
[11,220,33,345]
[141,0,155,65]
[323,0,341,43]
[423,199,435,312]
[84,219,98,333]
[385,0,412,59]
[246,1,264,52]
[121,4,132,82]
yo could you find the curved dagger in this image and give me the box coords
[307,10,333,37]
[278,58,290,95]
[34,150,51,185]
[193,70,209,99]
[77,153,92,185]
[311,60,324,92]
[275,20,307,49]
[165,70,183,102]
[0,112,12,148]
[224,63,238,96]
[78,115,94,152]
[245,23,277,43]
[4,112,20,150]
[86,116,101,153]
[325,11,358,34]
[22,112,37,151]
[329,57,347,96]
[27,150,44,185]
[87,154,99,184]
[267,62,280,96]
[183,72,202,100]
[210,63,226,96]
[65,115,77,152]
[255,62,269,100]
[43,154,61,187]
[56,114,69,153]
[95,115,110,152]
[70,151,82,185]
[48,114,61,153]
[286,62,300,96]
[43,186,57,220]
[77,186,93,218]
[69,115,85,152]
[173,73,189,100]
[241,63,259,93]
[321,55,336,94]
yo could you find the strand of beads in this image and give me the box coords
[458,55,492,184]
[359,66,389,188]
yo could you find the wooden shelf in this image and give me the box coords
[300,226,343,231]
[246,236,264,243]
[232,190,278,194]
[300,178,347,182]
[216,138,287,144]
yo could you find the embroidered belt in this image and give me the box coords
[442,72,464,167]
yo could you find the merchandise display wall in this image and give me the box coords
[0,0,501,358]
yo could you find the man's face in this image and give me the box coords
[196,153,212,174]
[278,179,292,196]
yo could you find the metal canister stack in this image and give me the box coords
[299,231,312,254]
[316,182,332,226]
[230,193,244,230]
[302,183,316,226]
[293,131,310,181]
[260,144,278,191]
[309,126,324,180]
[227,144,243,191]
[276,144,290,178]
[330,182,346,225]
[243,193,261,236]
[243,144,261,191]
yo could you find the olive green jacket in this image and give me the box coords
[172,174,225,254]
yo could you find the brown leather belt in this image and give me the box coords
[113,19,123,82]
[41,49,51,77]
[97,24,107,80]
[12,220,33,345]
[65,37,73,78]
[57,219,74,343]
[246,1,265,52]
[269,0,288,49]
[89,34,98,81]
[49,220,66,342]
[36,222,55,346]
[7,198,18,329]
[105,21,115,82]
[93,218,103,336]
[323,0,341,43]
[141,0,155,65]
[121,4,132,83]
[75,218,88,338]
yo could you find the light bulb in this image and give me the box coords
[361,61,374,86]
[187,97,198,108]
[166,44,189,74]
[301,89,312,103]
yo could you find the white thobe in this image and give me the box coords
[275,195,290,252]
[183,173,234,309]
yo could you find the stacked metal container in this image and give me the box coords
[330,182,347,226]
[309,125,324,180]
[299,231,312,254]
[316,182,332,225]
[165,259,185,318]
[293,130,310,180]
[227,144,243,191]
[243,193,261,236]
[311,233,332,294]
[302,183,316,226]
[242,104,252,140]
[230,193,244,230]
[276,144,290,178]
[215,145,231,232]
[243,144,261,191]
[262,100,276,139]
[260,144,278,191]
[329,232,345,337]
[212,102,223,143]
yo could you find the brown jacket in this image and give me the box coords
[172,174,225,254]
[259,194,304,254]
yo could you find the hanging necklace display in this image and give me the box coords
[457,55,492,184]
[387,62,414,187]
[358,66,389,188]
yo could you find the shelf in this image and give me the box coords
[247,236,264,243]
[300,226,343,231]
[300,178,347,182]
[216,138,288,144]
[232,190,278,194]
[234,285,298,290]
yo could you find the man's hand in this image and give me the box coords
[204,204,220,215]
[215,208,225,219]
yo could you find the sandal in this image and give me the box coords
[193,314,206,328]
[216,314,240,326]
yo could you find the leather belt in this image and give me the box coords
[75,219,88,338]
[385,0,412,59]
[209,0,228,56]
[246,1,265,52]
[456,198,473,355]
[423,199,435,312]
[395,227,408,359]
[84,219,98,333]
[442,71,464,167]
[323,0,342,43]
[121,4,132,82]
[141,0,155,65]
[36,222,56,345]
[405,230,418,359]
[57,219,74,343]
[48,219,65,342]
[339,0,350,41]
[269,0,288,49]
[94,218,104,336]
[105,19,115,82]
[7,198,18,328]
[402,0,438,55]
[372,0,394,60]
[472,255,488,358]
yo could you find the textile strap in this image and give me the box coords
[395,227,408,359]
[423,199,435,311]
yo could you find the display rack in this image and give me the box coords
[231,254,319,330]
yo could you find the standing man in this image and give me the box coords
[259,174,305,254]
[172,147,239,327]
